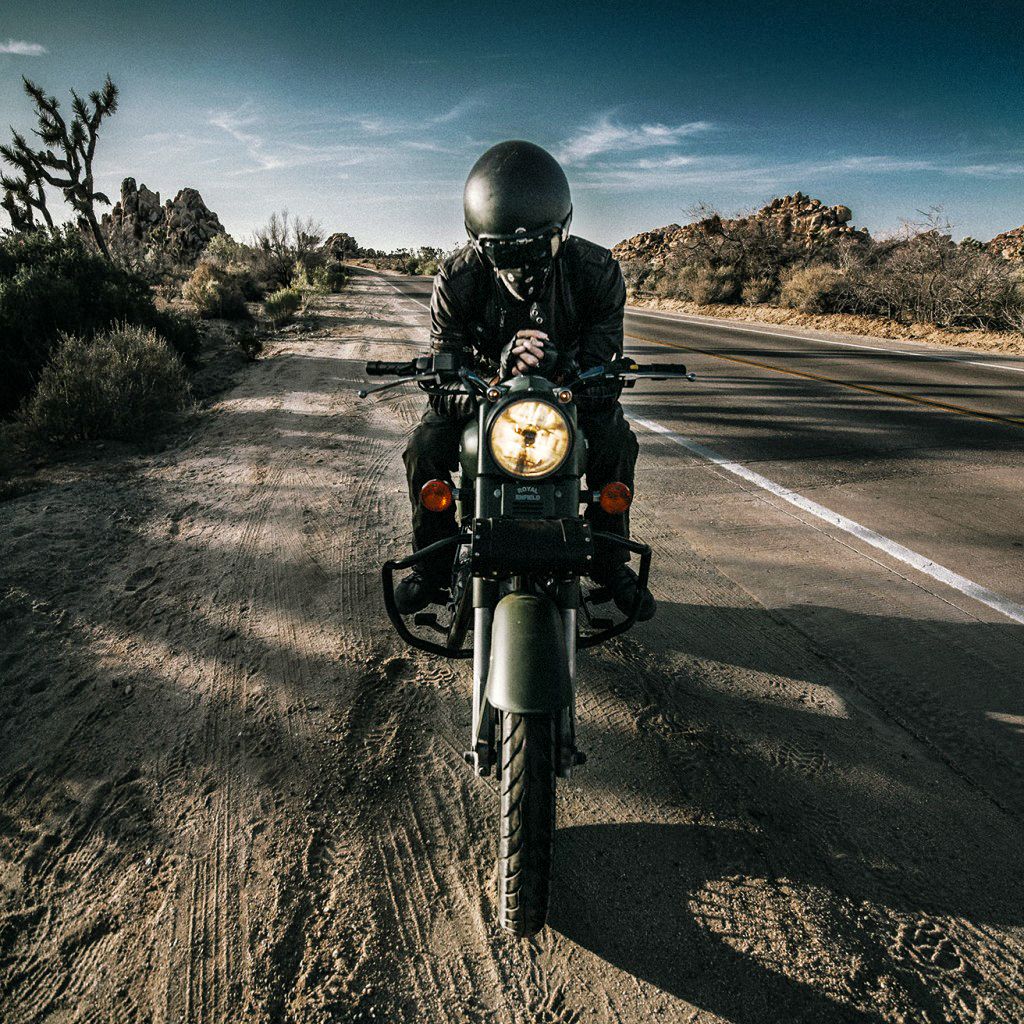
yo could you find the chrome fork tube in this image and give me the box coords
[471,607,493,764]
[559,607,577,776]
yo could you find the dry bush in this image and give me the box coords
[264,287,303,325]
[741,276,776,305]
[313,262,348,293]
[835,214,1024,329]
[182,263,250,319]
[650,263,741,304]
[199,235,263,298]
[21,324,189,443]
[688,265,742,304]
[252,211,325,289]
[1,227,199,419]
[779,265,848,313]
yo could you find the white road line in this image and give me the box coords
[633,415,1024,626]
[368,270,432,312]
[369,270,1024,624]
[627,307,1024,376]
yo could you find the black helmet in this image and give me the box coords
[463,140,572,301]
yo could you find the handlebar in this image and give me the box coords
[358,353,694,398]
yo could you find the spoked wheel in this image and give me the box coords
[498,711,556,936]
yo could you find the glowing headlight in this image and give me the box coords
[488,399,571,478]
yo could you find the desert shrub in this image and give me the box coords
[289,260,328,295]
[779,265,848,313]
[842,223,1024,328]
[312,262,347,293]
[148,308,201,363]
[199,234,263,299]
[182,262,250,319]
[619,258,655,293]
[687,265,741,304]
[0,227,200,418]
[107,231,189,286]
[264,287,303,324]
[741,276,776,305]
[21,324,189,443]
[653,272,680,298]
[252,211,325,290]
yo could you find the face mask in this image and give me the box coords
[495,259,553,303]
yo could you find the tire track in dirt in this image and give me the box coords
[2,273,1022,1023]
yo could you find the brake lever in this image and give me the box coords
[621,372,697,382]
[459,369,492,394]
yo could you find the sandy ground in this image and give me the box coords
[628,294,1024,356]
[1,275,1022,1023]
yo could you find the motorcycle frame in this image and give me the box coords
[380,374,652,780]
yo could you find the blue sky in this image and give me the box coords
[1,1,1022,249]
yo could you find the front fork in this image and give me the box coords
[467,579,579,780]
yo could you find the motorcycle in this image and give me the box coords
[359,352,694,935]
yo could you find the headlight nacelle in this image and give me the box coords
[488,399,571,479]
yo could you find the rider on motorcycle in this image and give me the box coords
[395,139,656,622]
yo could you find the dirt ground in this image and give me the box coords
[1,275,1022,1023]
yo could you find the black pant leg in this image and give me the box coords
[577,403,640,569]
[402,406,465,578]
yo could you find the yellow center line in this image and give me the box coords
[626,332,1024,430]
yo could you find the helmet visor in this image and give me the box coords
[475,226,560,270]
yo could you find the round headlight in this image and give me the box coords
[488,399,571,478]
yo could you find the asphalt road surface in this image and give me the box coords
[387,268,1024,813]
[1,269,1021,1024]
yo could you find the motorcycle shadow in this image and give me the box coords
[549,822,882,1024]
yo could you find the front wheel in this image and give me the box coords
[498,711,556,936]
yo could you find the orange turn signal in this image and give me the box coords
[420,479,453,513]
[599,482,632,514]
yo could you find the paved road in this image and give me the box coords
[379,269,1024,816]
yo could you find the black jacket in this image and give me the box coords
[428,235,627,418]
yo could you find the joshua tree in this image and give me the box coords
[0,75,118,255]
[0,149,54,231]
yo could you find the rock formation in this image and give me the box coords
[102,178,225,264]
[612,193,869,268]
[987,225,1024,262]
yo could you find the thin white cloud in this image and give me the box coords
[207,93,487,174]
[957,163,1024,177]
[571,152,1024,191]
[556,114,713,164]
[430,95,485,125]
[0,38,47,55]
[208,104,377,173]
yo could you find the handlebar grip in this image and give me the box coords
[365,360,416,376]
[639,362,688,375]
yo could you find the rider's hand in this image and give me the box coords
[509,330,549,376]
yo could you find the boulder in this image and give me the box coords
[987,225,1024,262]
[102,178,225,264]
[612,193,870,269]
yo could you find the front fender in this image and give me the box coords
[485,594,572,714]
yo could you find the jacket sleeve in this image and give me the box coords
[427,266,476,419]
[576,255,627,410]
[430,265,469,355]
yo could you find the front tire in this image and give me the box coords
[498,711,556,936]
